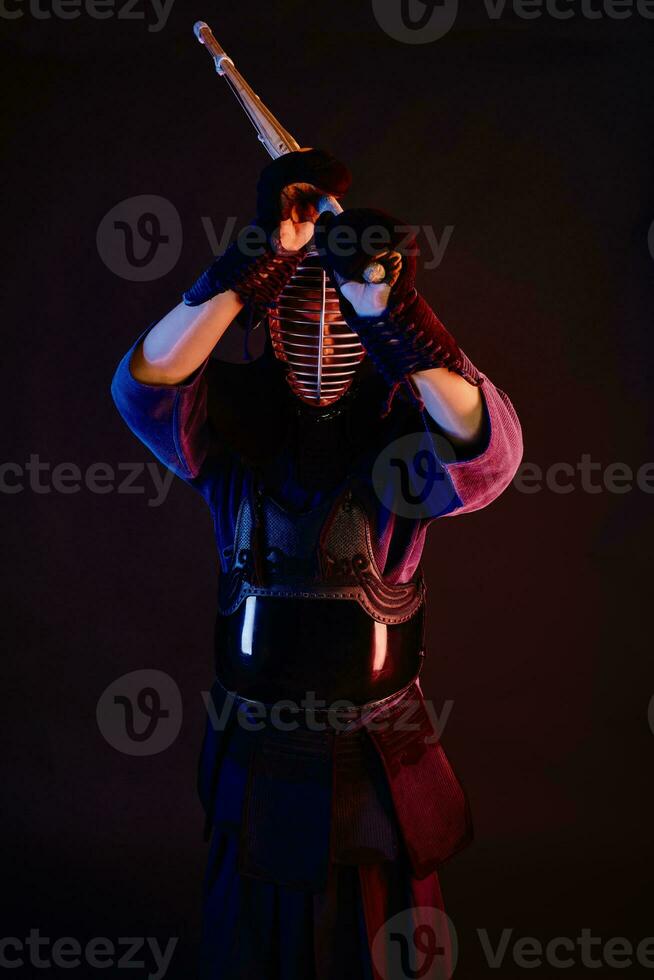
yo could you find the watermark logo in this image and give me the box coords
[372,0,654,43]
[372,907,458,979]
[372,431,458,520]
[372,437,654,519]
[97,669,182,756]
[97,199,455,283]
[6,451,654,512]
[97,195,182,282]
[372,0,460,43]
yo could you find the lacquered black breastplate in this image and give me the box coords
[217,481,424,625]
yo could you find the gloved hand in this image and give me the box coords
[182,148,351,313]
[314,208,483,413]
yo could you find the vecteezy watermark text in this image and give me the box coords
[0,456,174,507]
[0,931,178,978]
[478,927,654,970]
[372,0,654,44]
[371,919,654,980]
[5,452,654,509]
[513,455,654,494]
[203,687,454,738]
[0,0,175,31]
[96,195,456,282]
[373,430,654,520]
[96,669,455,755]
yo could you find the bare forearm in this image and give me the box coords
[130,290,244,385]
[412,367,484,446]
[123,149,350,391]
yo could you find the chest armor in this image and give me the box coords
[218,482,424,625]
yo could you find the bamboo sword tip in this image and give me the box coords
[194,21,209,41]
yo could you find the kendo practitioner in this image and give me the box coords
[111,148,523,980]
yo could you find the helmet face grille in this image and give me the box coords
[268,251,366,407]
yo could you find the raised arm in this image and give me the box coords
[129,147,352,388]
[112,149,352,481]
[315,207,523,516]
[130,291,245,386]
[130,207,319,387]
[411,367,484,449]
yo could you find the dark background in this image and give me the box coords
[2,1,653,977]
